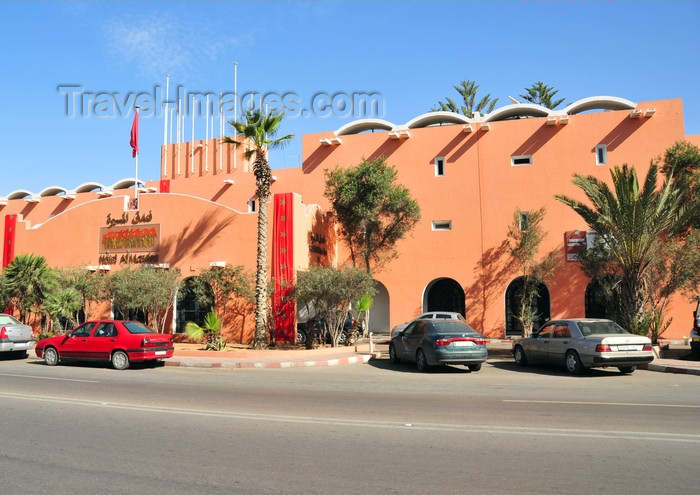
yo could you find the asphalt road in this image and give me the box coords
[1,355,698,494]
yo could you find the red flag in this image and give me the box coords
[130,110,139,158]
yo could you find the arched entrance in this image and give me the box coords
[505,277,550,337]
[176,277,213,333]
[368,280,390,334]
[424,278,465,316]
[585,275,621,320]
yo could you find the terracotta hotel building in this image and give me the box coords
[2,96,698,343]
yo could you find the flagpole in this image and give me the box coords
[190,94,195,174]
[219,90,223,171]
[162,74,170,177]
[134,106,140,208]
[205,94,210,173]
[177,97,182,176]
[234,61,238,170]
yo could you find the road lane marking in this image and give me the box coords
[504,399,700,409]
[0,373,99,383]
[1,392,699,444]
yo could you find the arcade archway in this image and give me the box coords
[424,278,466,316]
[175,276,213,333]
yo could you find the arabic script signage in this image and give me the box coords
[106,210,154,227]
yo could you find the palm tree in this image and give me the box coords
[185,309,225,351]
[660,140,700,229]
[520,82,565,109]
[43,287,82,333]
[433,80,498,118]
[223,109,294,349]
[4,253,56,324]
[555,163,697,335]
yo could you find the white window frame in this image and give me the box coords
[595,144,608,165]
[248,198,257,213]
[511,155,532,167]
[434,157,445,177]
[431,220,452,231]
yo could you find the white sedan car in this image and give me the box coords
[391,311,466,338]
[513,318,653,374]
[0,313,34,358]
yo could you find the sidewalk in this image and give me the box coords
[167,339,700,375]
[167,342,379,369]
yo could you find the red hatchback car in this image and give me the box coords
[35,320,174,370]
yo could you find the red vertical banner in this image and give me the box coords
[130,110,139,157]
[272,193,295,343]
[3,214,17,268]
[159,179,170,193]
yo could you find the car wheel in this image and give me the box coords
[618,366,636,374]
[389,343,400,364]
[514,345,528,367]
[296,329,307,346]
[338,331,347,346]
[565,350,583,375]
[111,350,130,370]
[416,349,429,372]
[43,347,59,366]
[468,363,482,372]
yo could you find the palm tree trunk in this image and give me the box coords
[620,274,647,335]
[254,192,269,349]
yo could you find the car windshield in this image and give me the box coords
[431,321,476,334]
[122,321,154,334]
[0,314,21,325]
[577,320,627,336]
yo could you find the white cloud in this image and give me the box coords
[103,11,248,83]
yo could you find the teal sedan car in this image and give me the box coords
[389,319,487,372]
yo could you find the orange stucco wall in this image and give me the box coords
[1,97,697,341]
[297,98,694,338]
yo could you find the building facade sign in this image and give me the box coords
[564,230,587,261]
[100,224,160,253]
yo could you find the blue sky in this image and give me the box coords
[1,1,698,196]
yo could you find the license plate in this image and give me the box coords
[693,338,700,342]
[616,345,642,351]
[452,341,475,347]
[155,350,166,356]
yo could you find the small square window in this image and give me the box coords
[434,157,445,177]
[511,155,532,166]
[248,198,257,213]
[595,144,608,165]
[432,220,452,231]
